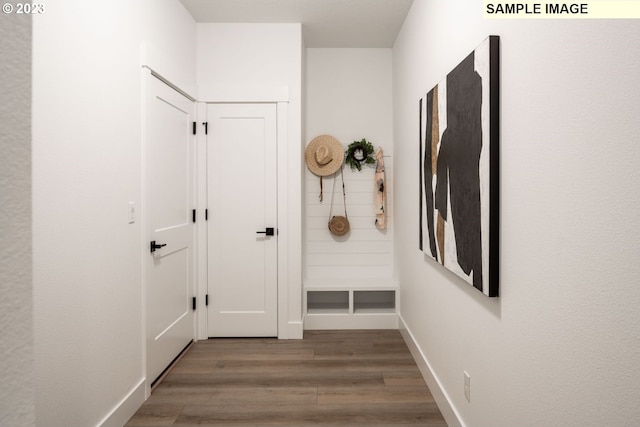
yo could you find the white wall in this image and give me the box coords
[0,13,34,427]
[304,49,394,281]
[393,1,640,426]
[197,23,303,338]
[32,1,196,426]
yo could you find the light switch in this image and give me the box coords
[128,202,135,224]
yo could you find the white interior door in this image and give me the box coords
[145,73,195,384]
[207,103,278,337]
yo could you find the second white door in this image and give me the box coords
[207,103,278,337]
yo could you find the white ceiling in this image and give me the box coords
[180,0,414,48]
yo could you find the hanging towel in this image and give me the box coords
[374,148,386,230]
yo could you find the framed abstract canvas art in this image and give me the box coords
[419,35,500,297]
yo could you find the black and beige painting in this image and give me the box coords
[419,36,499,297]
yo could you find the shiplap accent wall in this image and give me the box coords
[304,48,394,283]
[304,161,393,279]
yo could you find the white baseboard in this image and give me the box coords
[97,378,145,427]
[398,315,464,427]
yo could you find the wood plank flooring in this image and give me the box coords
[126,330,447,426]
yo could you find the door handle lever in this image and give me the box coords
[150,240,167,253]
[256,227,275,236]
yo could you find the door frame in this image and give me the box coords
[195,87,298,340]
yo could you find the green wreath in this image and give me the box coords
[345,138,376,171]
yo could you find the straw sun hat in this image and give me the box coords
[305,135,344,176]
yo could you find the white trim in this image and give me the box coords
[140,67,151,398]
[97,379,145,427]
[280,97,303,340]
[142,66,196,102]
[304,278,399,289]
[195,101,208,340]
[140,43,197,100]
[199,84,289,103]
[276,101,293,339]
[398,314,464,427]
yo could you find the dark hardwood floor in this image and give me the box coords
[126,330,447,426]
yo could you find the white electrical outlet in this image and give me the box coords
[464,371,471,402]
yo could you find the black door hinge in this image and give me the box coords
[192,296,196,311]
[192,121,196,135]
[205,294,209,306]
[205,209,208,221]
[192,209,196,223]
[202,122,208,135]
